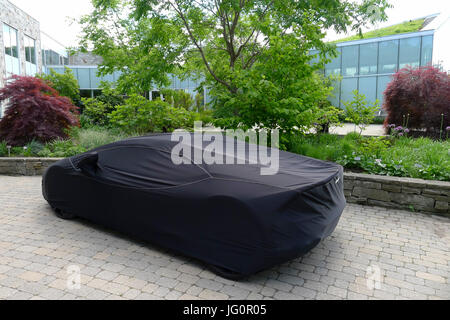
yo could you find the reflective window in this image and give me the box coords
[24,36,36,64]
[421,35,433,66]
[3,24,12,56]
[378,40,398,74]
[3,24,19,75]
[325,48,341,76]
[77,68,91,89]
[90,68,102,89]
[340,77,358,108]
[24,36,37,76]
[399,37,421,69]
[328,80,341,108]
[358,77,377,104]
[359,43,378,75]
[342,45,359,76]
[376,75,392,106]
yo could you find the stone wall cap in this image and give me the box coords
[344,171,450,190]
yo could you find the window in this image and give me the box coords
[340,78,358,108]
[341,45,359,76]
[328,80,341,108]
[421,35,433,66]
[24,36,37,76]
[24,36,36,64]
[378,40,398,74]
[399,37,421,69]
[325,48,341,76]
[358,77,377,104]
[376,75,392,106]
[359,43,378,75]
[3,24,20,75]
[77,68,91,89]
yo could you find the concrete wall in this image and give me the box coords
[0,0,42,89]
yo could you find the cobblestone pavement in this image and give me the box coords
[0,176,449,300]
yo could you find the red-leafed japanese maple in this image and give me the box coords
[383,66,450,137]
[0,75,79,146]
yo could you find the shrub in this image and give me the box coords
[23,140,45,157]
[383,66,450,137]
[161,88,195,110]
[37,68,81,106]
[38,139,87,158]
[343,90,379,134]
[81,98,112,127]
[0,141,7,157]
[72,127,129,150]
[0,76,79,146]
[109,94,195,134]
[80,84,126,127]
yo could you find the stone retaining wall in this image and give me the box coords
[0,158,61,176]
[344,172,450,216]
[0,157,449,216]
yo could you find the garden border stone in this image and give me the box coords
[344,172,450,216]
[1,157,449,216]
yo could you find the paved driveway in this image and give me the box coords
[0,176,449,300]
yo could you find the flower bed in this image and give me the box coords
[287,133,450,181]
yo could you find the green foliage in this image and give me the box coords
[108,94,195,134]
[333,18,425,43]
[69,126,129,150]
[288,134,450,181]
[0,141,7,156]
[161,88,195,110]
[343,90,379,134]
[37,68,81,105]
[23,140,45,157]
[79,0,390,129]
[81,98,112,127]
[38,139,87,158]
[80,84,126,127]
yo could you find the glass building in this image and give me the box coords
[45,65,211,104]
[311,30,435,114]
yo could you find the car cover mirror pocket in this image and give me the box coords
[73,152,99,176]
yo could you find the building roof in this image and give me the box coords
[332,13,440,44]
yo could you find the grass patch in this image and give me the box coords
[333,18,425,43]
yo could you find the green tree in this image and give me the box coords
[37,67,81,105]
[79,0,390,132]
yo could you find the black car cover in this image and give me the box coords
[42,133,346,279]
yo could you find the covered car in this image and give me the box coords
[42,133,346,279]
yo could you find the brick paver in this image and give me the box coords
[0,176,449,300]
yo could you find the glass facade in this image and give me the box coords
[3,24,20,76]
[315,33,434,114]
[41,32,68,67]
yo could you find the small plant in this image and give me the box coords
[343,90,379,134]
[387,124,410,137]
[0,141,7,157]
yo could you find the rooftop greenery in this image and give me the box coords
[332,18,425,43]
